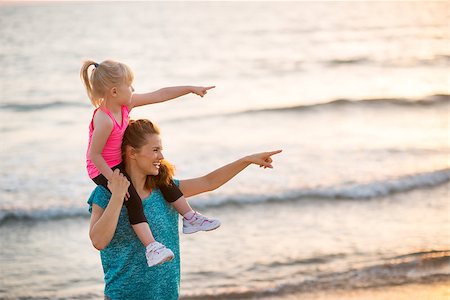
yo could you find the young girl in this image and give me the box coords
[81,59,220,267]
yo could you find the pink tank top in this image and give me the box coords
[86,105,130,178]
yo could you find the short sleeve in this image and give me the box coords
[173,179,180,187]
[87,185,111,213]
[159,178,182,203]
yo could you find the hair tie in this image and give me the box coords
[93,63,99,68]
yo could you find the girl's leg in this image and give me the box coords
[125,187,155,247]
[92,165,154,246]
[121,174,174,266]
[92,166,173,266]
[159,180,192,215]
[159,181,221,234]
[172,197,194,217]
[116,164,155,247]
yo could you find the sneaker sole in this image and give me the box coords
[148,253,174,267]
[183,221,221,234]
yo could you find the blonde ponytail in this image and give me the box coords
[80,60,98,106]
[80,59,134,107]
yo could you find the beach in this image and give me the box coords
[2,182,449,299]
[1,1,449,299]
[265,281,450,300]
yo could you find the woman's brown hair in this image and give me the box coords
[122,119,175,189]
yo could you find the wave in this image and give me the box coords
[2,94,447,116]
[250,253,347,270]
[0,101,89,112]
[181,250,450,299]
[326,57,371,65]
[171,94,450,123]
[1,168,449,224]
[239,94,450,115]
[292,168,450,200]
[0,207,88,225]
[324,54,450,67]
[164,94,450,124]
[195,168,450,208]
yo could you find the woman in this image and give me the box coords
[88,119,281,300]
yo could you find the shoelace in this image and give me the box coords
[147,242,165,254]
[189,213,211,226]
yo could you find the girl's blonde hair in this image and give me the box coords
[80,59,134,107]
[122,119,175,190]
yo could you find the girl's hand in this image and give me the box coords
[191,86,215,97]
[107,169,130,201]
[245,150,283,169]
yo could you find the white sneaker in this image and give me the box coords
[145,241,174,267]
[183,211,221,234]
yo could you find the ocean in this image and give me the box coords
[0,1,449,299]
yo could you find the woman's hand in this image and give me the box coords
[244,150,283,169]
[107,169,130,202]
[90,170,129,250]
[191,86,215,97]
[179,149,283,198]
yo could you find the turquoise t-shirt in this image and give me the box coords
[87,180,180,300]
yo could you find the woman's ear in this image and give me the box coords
[126,146,137,160]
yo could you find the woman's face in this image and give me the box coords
[133,134,164,176]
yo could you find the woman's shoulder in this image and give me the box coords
[87,185,111,212]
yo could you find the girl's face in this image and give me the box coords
[116,83,134,106]
[133,134,164,176]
